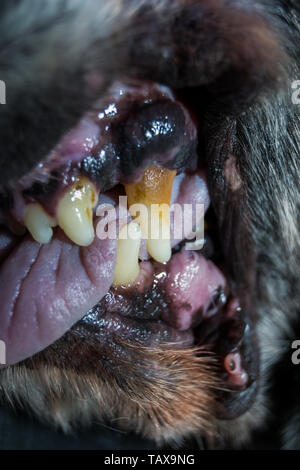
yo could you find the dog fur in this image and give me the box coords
[0,0,299,449]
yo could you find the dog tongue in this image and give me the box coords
[0,233,117,366]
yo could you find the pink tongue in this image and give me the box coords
[0,232,116,365]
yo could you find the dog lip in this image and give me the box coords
[95,248,227,330]
[215,313,259,420]
[81,310,196,350]
[4,79,199,227]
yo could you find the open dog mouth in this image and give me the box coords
[0,78,259,420]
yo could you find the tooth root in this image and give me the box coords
[113,222,142,286]
[57,177,98,247]
[125,166,175,264]
[24,204,57,244]
[125,166,176,208]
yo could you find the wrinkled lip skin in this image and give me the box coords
[0,77,259,420]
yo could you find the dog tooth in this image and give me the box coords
[24,204,57,244]
[57,177,98,246]
[113,222,142,286]
[125,166,175,264]
[146,204,172,263]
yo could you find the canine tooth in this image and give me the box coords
[147,204,172,263]
[113,222,142,286]
[24,204,57,244]
[57,177,98,246]
[125,166,176,264]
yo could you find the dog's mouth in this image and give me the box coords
[0,78,258,420]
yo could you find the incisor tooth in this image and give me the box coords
[125,166,176,263]
[57,177,98,246]
[24,204,57,244]
[113,222,142,286]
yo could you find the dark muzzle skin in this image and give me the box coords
[0,0,300,449]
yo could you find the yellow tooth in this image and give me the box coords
[24,204,57,244]
[57,177,98,246]
[113,222,142,286]
[125,166,176,263]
